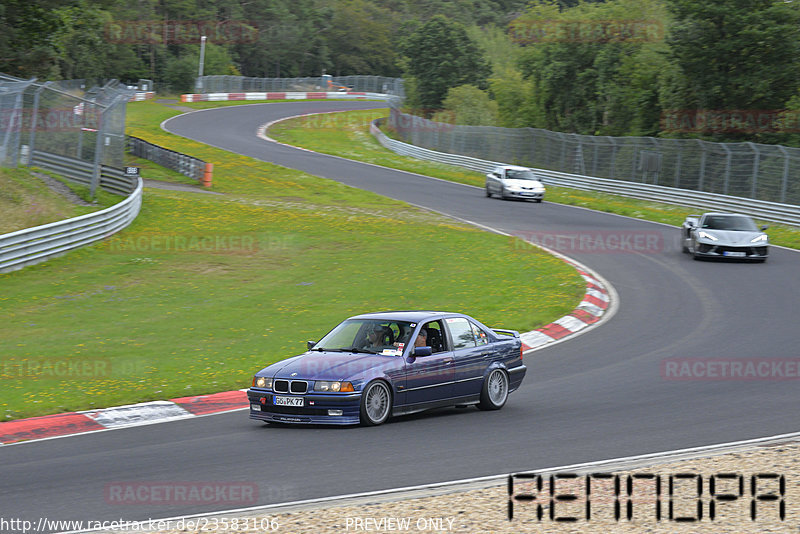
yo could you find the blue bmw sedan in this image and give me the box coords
[248,311,526,426]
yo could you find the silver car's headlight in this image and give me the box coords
[750,234,768,243]
[253,376,272,390]
[698,231,718,241]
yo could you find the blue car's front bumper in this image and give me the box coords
[247,389,362,425]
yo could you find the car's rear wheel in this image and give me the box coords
[360,380,392,426]
[478,369,508,410]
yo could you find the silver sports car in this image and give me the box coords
[681,212,769,262]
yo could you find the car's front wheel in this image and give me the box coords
[478,369,508,410]
[485,186,492,198]
[360,380,392,426]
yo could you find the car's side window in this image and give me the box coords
[446,318,476,350]
[422,320,447,353]
[471,322,489,346]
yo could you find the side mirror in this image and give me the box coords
[761,225,769,231]
[413,346,432,357]
[307,340,316,350]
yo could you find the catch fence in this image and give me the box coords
[387,106,800,206]
[0,74,135,196]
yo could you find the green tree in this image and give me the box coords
[327,0,399,76]
[665,0,800,113]
[513,0,671,135]
[401,15,491,110]
[434,84,498,125]
[0,0,61,78]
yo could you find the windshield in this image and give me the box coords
[505,169,540,181]
[702,215,758,231]
[313,319,415,354]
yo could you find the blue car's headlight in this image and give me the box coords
[253,376,272,390]
[314,381,354,392]
[750,234,768,243]
[698,231,718,241]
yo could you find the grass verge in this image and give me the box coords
[0,100,585,421]
[267,108,800,250]
[0,168,120,234]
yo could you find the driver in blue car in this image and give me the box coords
[414,328,427,347]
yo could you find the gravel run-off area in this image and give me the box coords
[98,437,799,534]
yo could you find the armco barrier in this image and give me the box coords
[30,151,136,195]
[370,119,800,226]
[127,135,207,183]
[180,91,389,102]
[0,177,143,273]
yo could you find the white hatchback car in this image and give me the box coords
[485,165,546,202]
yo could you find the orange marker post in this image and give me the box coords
[202,163,213,187]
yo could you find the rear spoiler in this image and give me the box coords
[492,328,520,338]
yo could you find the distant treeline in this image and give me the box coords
[3,0,800,145]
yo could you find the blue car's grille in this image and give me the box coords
[273,380,308,394]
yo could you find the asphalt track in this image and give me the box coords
[3,101,799,530]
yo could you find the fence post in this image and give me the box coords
[28,82,51,164]
[721,144,731,196]
[607,136,617,178]
[91,101,110,198]
[697,139,707,191]
[674,141,682,188]
[778,145,789,203]
[746,142,759,199]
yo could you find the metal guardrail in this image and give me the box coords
[30,150,137,195]
[127,135,206,182]
[0,178,143,273]
[370,119,800,226]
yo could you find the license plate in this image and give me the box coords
[274,396,304,407]
[724,251,746,257]
[250,404,261,411]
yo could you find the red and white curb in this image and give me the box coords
[0,390,248,445]
[180,91,382,103]
[129,91,155,102]
[521,267,611,352]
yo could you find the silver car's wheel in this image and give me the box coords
[478,369,508,410]
[360,381,391,426]
[500,186,508,200]
[485,186,492,198]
